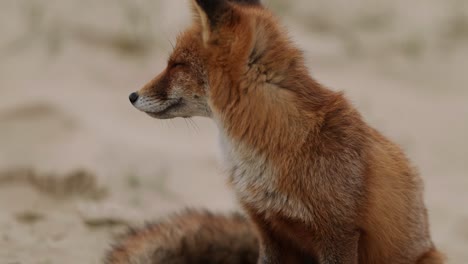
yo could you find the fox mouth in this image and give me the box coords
[145,98,182,118]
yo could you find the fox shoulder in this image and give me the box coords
[105,209,258,264]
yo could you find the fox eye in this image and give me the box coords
[170,62,186,69]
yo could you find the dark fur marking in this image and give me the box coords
[195,0,230,27]
[228,0,261,6]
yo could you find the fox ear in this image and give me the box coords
[191,0,232,44]
[230,0,261,5]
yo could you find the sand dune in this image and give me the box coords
[0,0,467,263]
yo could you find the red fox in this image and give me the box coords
[108,0,444,263]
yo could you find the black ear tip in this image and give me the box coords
[229,0,261,5]
[195,0,230,20]
[196,0,226,10]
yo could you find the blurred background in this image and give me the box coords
[0,0,467,263]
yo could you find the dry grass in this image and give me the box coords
[441,9,468,49]
[3,0,467,62]
[0,168,107,200]
[1,0,161,58]
[279,0,468,62]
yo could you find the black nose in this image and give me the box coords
[129,92,139,104]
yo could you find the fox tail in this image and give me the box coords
[105,209,258,264]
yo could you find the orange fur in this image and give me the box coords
[120,0,442,263]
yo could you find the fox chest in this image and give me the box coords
[218,134,271,192]
[218,134,306,218]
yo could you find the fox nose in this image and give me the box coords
[129,92,139,104]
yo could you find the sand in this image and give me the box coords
[0,0,467,263]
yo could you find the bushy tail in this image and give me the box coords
[417,248,446,264]
[105,209,259,264]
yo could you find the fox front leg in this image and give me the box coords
[316,230,360,264]
[254,222,318,264]
[257,238,313,264]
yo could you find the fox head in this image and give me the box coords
[129,0,304,120]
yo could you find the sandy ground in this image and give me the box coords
[0,0,467,263]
